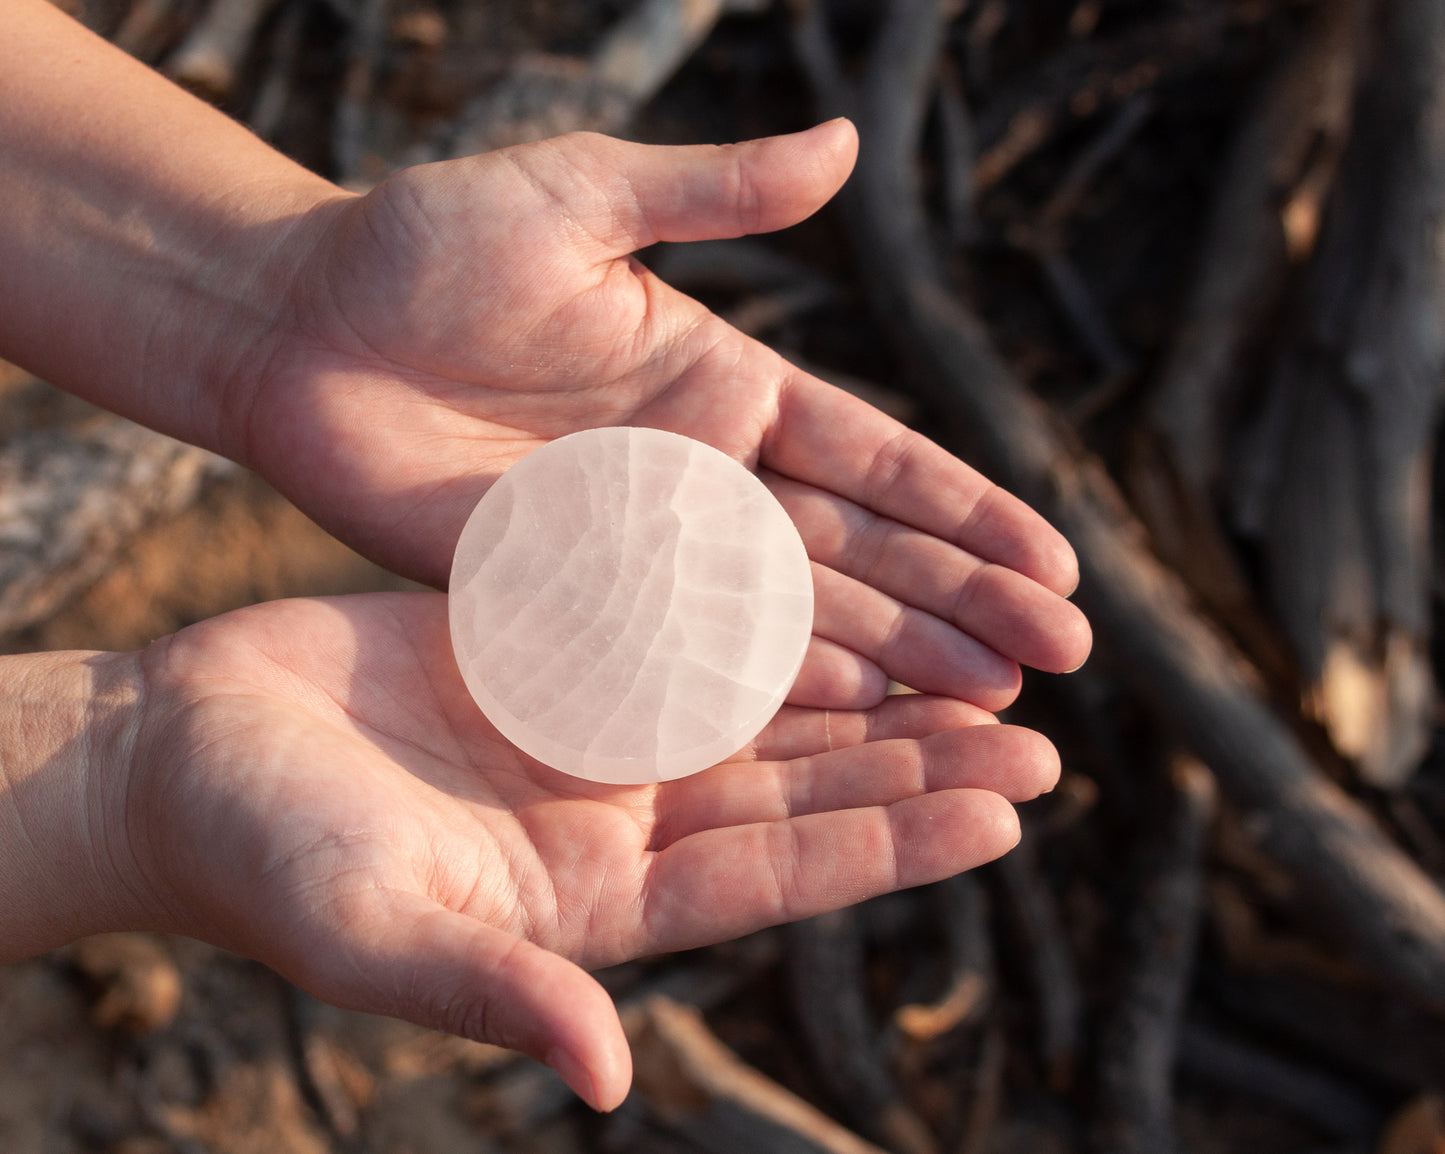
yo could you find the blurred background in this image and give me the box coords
[4,0,1445,1151]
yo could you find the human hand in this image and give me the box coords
[232,122,1089,713]
[121,593,1060,1109]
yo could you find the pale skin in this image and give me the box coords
[0,0,1091,1110]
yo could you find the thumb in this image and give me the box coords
[294,894,632,1111]
[541,118,859,257]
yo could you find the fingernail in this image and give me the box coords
[546,1047,600,1111]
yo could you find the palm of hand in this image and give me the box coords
[241,127,1090,713]
[247,134,778,587]
[127,594,1053,1106]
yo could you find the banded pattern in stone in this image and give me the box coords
[448,426,814,783]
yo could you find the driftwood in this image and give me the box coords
[1090,757,1216,1154]
[1176,1021,1380,1140]
[970,6,1228,190]
[163,0,284,97]
[333,0,391,184]
[450,0,739,156]
[1132,0,1360,657]
[248,0,306,144]
[1233,0,1445,788]
[283,987,370,1144]
[626,994,890,1154]
[465,944,782,1138]
[786,910,937,1154]
[0,415,228,640]
[992,831,1081,1092]
[791,0,1445,1010]
[1209,968,1445,1093]
[112,0,188,62]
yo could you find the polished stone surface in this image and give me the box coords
[449,427,814,783]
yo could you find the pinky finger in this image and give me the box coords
[787,636,888,709]
[641,790,1021,955]
[743,693,997,764]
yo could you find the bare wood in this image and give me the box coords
[792,0,1445,1010]
[247,0,306,143]
[1090,758,1216,1154]
[452,0,729,156]
[0,415,228,639]
[627,994,891,1154]
[1176,1021,1380,1139]
[994,832,1082,1091]
[1211,969,1445,1093]
[112,0,186,63]
[970,6,1228,185]
[1240,0,1445,787]
[892,873,992,1044]
[1127,0,1361,693]
[787,909,938,1154]
[333,0,391,184]
[1145,0,1360,503]
[163,0,284,98]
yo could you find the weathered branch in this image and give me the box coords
[787,909,937,1154]
[163,0,284,98]
[451,0,734,156]
[1240,0,1445,786]
[994,832,1082,1091]
[627,994,891,1154]
[0,415,228,639]
[1090,758,1216,1154]
[792,0,1445,1010]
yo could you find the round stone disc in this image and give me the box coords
[448,426,815,784]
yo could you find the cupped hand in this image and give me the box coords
[124,594,1061,1109]
[233,122,1089,714]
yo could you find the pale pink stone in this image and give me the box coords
[448,427,814,783]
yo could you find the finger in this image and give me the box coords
[763,374,1081,596]
[654,724,1058,847]
[743,693,998,763]
[642,789,1021,952]
[786,635,889,710]
[811,562,1021,710]
[541,120,859,257]
[771,474,1092,675]
[292,893,631,1111]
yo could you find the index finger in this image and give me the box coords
[762,373,1079,597]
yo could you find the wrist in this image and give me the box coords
[0,649,152,960]
[0,0,352,456]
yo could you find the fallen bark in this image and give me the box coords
[1091,757,1216,1154]
[787,910,937,1154]
[627,994,891,1154]
[451,0,735,155]
[993,832,1081,1092]
[163,0,283,98]
[792,0,1445,1010]
[1209,968,1445,1093]
[0,415,228,639]
[1128,0,1361,684]
[1237,0,1445,787]
[1177,1021,1380,1140]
